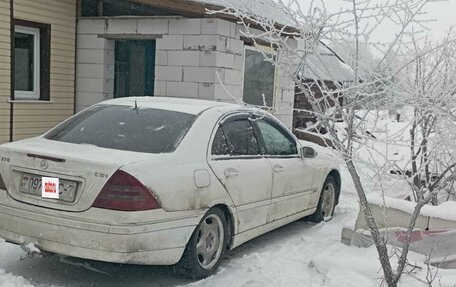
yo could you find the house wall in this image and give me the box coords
[76,17,296,128]
[10,0,76,141]
[0,0,11,144]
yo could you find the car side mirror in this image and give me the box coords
[301,146,317,159]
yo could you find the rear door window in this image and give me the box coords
[45,105,196,154]
[212,119,260,156]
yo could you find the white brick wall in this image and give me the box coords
[166,82,198,98]
[155,66,182,82]
[75,17,297,129]
[169,19,202,35]
[156,35,184,50]
[168,51,200,66]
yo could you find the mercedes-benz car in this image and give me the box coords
[0,97,340,279]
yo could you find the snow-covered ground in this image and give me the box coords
[1,166,456,287]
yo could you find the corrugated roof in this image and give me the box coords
[300,44,356,83]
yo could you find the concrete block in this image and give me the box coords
[198,83,215,100]
[231,23,242,39]
[183,67,219,83]
[156,50,168,66]
[156,35,184,50]
[214,84,242,101]
[200,51,235,68]
[168,51,200,66]
[199,50,216,67]
[137,18,169,34]
[216,35,227,52]
[226,38,244,55]
[155,66,182,82]
[216,53,235,69]
[77,48,114,64]
[169,19,201,35]
[104,78,115,94]
[76,77,104,93]
[77,19,107,35]
[224,69,242,85]
[184,35,217,51]
[201,19,217,35]
[202,19,231,37]
[154,81,167,96]
[77,34,107,50]
[77,63,105,79]
[280,89,295,103]
[76,91,111,107]
[166,82,198,98]
[234,55,244,70]
[107,19,138,34]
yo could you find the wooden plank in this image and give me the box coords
[11,115,70,122]
[13,127,53,135]
[12,109,73,116]
[15,102,73,111]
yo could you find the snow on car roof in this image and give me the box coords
[100,96,239,115]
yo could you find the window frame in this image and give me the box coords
[242,45,278,109]
[14,25,40,100]
[13,19,51,101]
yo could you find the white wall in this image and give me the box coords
[76,17,296,128]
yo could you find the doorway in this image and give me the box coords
[114,40,155,98]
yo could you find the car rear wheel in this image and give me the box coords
[307,176,337,223]
[176,208,228,279]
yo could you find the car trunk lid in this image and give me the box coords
[0,137,153,212]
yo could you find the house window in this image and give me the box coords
[243,47,276,107]
[14,20,51,101]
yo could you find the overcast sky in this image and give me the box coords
[319,0,456,43]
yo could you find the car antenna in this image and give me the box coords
[134,100,139,114]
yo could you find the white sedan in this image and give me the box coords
[0,97,340,279]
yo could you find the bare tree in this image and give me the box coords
[210,0,454,286]
[396,33,456,205]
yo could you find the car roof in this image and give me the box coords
[100,96,243,115]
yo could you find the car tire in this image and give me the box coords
[175,208,228,280]
[306,176,337,223]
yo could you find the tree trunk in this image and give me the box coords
[345,159,397,286]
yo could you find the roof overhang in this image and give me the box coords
[127,0,300,36]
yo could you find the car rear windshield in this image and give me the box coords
[45,105,197,154]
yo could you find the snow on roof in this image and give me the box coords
[188,0,293,26]
[300,43,356,83]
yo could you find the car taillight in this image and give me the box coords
[92,170,160,211]
[0,173,6,190]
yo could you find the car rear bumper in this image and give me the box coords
[0,192,198,265]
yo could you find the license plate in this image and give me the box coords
[19,173,78,202]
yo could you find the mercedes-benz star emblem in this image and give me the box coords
[40,160,49,170]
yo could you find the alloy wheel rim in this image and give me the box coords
[196,214,224,270]
[321,183,336,221]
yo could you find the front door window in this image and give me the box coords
[114,40,155,98]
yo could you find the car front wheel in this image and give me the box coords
[176,208,228,279]
[307,176,337,223]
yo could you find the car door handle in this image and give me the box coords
[224,168,240,177]
[273,165,285,173]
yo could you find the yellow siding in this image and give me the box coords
[0,0,10,144]
[12,0,76,141]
